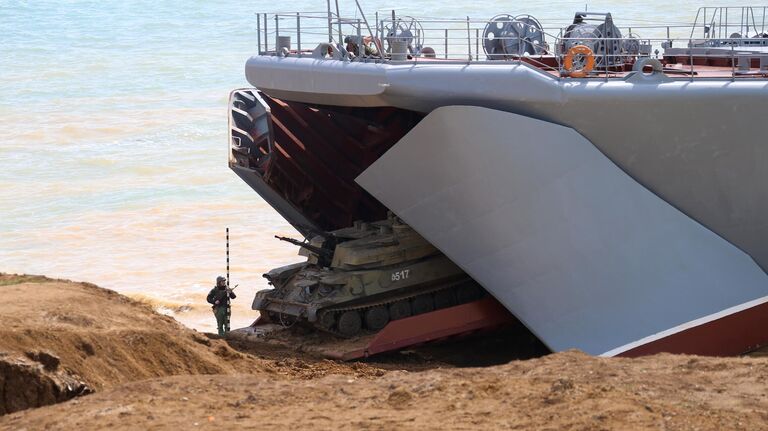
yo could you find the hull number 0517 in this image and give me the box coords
[391,269,410,282]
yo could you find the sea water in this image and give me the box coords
[0,0,753,331]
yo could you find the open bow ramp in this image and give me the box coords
[356,106,768,356]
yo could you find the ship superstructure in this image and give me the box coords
[230,5,768,357]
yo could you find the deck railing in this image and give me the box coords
[254,10,768,80]
[690,6,768,40]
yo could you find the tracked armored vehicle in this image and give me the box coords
[255,215,484,337]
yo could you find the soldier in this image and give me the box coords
[207,276,236,336]
[343,35,380,57]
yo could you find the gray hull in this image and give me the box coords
[247,57,768,274]
[242,56,768,355]
[356,106,768,355]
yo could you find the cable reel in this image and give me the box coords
[384,16,423,55]
[502,15,546,56]
[483,14,516,59]
[594,19,622,66]
[621,32,642,62]
[483,14,546,59]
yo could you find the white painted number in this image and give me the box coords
[391,269,410,282]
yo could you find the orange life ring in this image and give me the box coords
[563,45,595,78]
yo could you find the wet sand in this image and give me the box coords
[2,273,768,430]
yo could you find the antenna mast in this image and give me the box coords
[226,227,230,288]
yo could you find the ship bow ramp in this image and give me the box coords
[356,105,768,356]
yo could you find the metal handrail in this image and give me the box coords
[254,10,768,80]
[690,6,768,39]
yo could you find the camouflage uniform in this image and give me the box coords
[207,277,236,336]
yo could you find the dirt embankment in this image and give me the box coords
[0,274,407,416]
[0,274,268,414]
[2,273,768,430]
[4,352,768,430]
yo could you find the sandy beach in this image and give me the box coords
[2,273,768,430]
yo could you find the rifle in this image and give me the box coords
[211,284,237,309]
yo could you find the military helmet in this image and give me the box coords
[216,276,226,286]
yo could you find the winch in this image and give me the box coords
[559,12,623,67]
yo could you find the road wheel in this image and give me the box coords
[433,289,456,309]
[364,306,389,331]
[337,310,362,337]
[388,300,412,321]
[411,295,434,315]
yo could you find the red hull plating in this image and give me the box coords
[250,296,516,360]
[343,296,516,360]
[618,300,768,357]
[249,297,768,359]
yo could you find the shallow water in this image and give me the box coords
[1,0,754,331]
